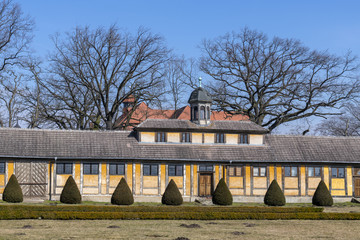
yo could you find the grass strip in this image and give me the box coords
[0,210,359,220]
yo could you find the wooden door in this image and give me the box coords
[355,178,360,197]
[16,161,47,198]
[199,174,212,196]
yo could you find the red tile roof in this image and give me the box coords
[115,102,249,130]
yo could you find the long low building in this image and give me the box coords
[0,87,359,202]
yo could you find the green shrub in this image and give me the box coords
[111,177,134,205]
[212,178,232,205]
[2,174,23,203]
[264,179,285,206]
[312,180,333,206]
[60,176,81,204]
[162,179,183,205]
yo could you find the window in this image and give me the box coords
[200,106,205,120]
[228,166,243,177]
[193,106,198,120]
[207,106,210,119]
[109,163,125,175]
[331,167,345,178]
[181,132,191,143]
[56,163,73,174]
[253,167,266,177]
[0,162,5,174]
[239,134,249,144]
[168,165,183,176]
[83,163,99,175]
[308,167,321,177]
[284,166,298,177]
[354,168,360,176]
[156,132,166,142]
[216,133,225,143]
[143,164,158,176]
[199,165,213,172]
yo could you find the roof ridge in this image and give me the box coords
[0,127,132,134]
[268,134,360,139]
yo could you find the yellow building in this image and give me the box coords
[0,87,359,202]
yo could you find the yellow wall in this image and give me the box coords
[204,133,215,143]
[75,162,81,186]
[101,163,107,194]
[193,165,198,195]
[167,132,180,143]
[347,166,352,196]
[135,163,141,195]
[160,164,166,194]
[8,161,14,180]
[192,133,202,143]
[226,134,238,144]
[323,166,329,188]
[269,165,275,182]
[127,163,133,190]
[249,134,263,145]
[300,166,306,196]
[141,132,155,142]
[276,166,282,189]
[186,164,191,196]
[245,166,251,195]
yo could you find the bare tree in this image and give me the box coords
[38,25,169,130]
[316,102,360,136]
[0,0,33,72]
[200,28,360,131]
[163,57,189,110]
[0,70,24,127]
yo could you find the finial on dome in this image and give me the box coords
[199,77,202,87]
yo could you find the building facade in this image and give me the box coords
[0,87,360,202]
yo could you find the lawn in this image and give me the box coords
[0,219,359,240]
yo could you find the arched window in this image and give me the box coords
[207,106,210,119]
[193,106,198,120]
[200,106,205,120]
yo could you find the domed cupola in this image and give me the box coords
[188,77,212,125]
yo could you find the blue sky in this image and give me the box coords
[18,0,360,60]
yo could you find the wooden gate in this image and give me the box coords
[199,173,213,196]
[355,178,360,197]
[15,161,47,198]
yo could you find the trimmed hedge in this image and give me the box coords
[264,180,286,206]
[2,174,23,203]
[212,178,232,205]
[162,179,183,205]
[312,180,333,206]
[111,178,134,205]
[0,205,323,213]
[60,176,81,204]
[0,210,358,220]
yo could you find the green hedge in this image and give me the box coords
[0,205,323,213]
[0,210,359,220]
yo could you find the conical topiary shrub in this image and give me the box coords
[212,178,233,205]
[111,177,134,205]
[312,180,333,206]
[264,179,285,206]
[2,174,23,203]
[60,176,81,204]
[162,179,183,205]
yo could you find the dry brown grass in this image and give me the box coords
[0,219,359,240]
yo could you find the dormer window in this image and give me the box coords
[239,134,249,144]
[156,132,166,142]
[193,106,198,120]
[181,132,191,143]
[216,133,225,143]
[207,106,210,119]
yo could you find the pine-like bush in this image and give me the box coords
[111,177,134,205]
[60,176,81,204]
[162,179,183,205]
[2,174,23,203]
[264,179,285,206]
[212,178,233,205]
[312,180,333,206]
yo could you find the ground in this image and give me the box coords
[0,219,359,240]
